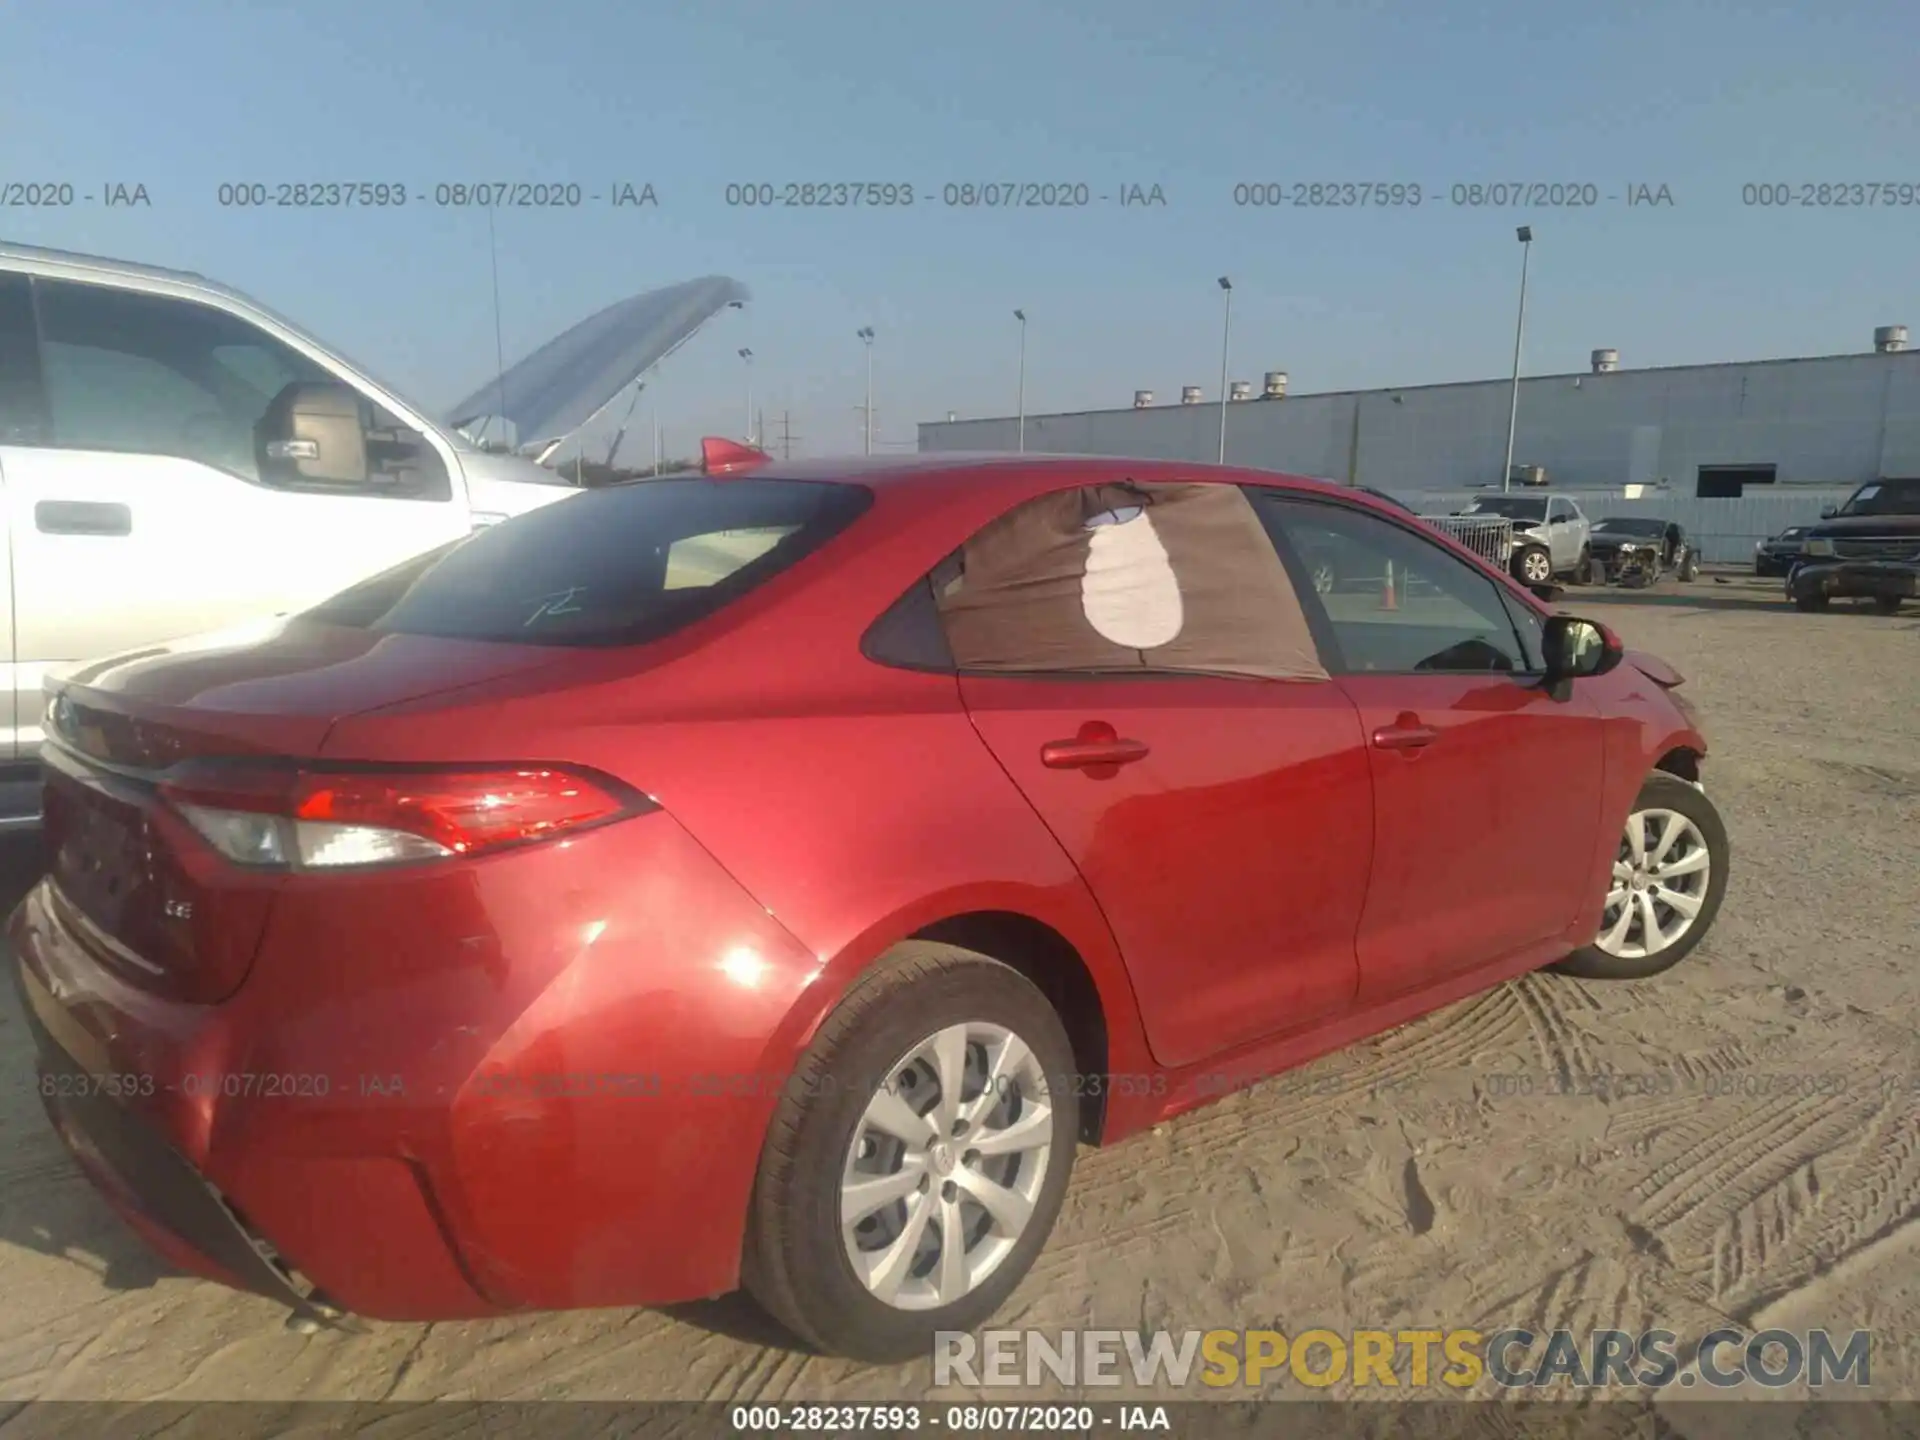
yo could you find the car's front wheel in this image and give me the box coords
[1553,773,1729,981]
[1513,545,1553,586]
[742,942,1079,1363]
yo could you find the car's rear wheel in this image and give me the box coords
[741,942,1078,1363]
[1793,591,1829,612]
[1513,545,1553,586]
[1677,550,1699,582]
[1554,774,1729,981]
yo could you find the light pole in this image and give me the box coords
[738,348,754,444]
[857,327,875,455]
[1014,308,1027,452]
[1216,277,1233,463]
[1501,226,1533,493]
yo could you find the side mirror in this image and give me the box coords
[257,382,370,486]
[1543,614,1623,681]
[1820,505,1837,519]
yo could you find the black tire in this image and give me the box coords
[1872,595,1903,614]
[741,942,1080,1363]
[1677,551,1699,582]
[1570,547,1595,586]
[1792,591,1829,612]
[1511,544,1553,587]
[1553,773,1730,981]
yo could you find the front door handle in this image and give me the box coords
[36,500,132,537]
[1372,719,1440,751]
[1041,721,1150,771]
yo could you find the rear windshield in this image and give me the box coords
[304,477,872,646]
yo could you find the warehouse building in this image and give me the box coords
[920,327,1920,501]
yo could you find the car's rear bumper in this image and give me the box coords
[10,805,824,1321]
[18,970,331,1315]
[1787,560,1920,603]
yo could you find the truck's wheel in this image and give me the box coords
[1872,595,1903,614]
[1512,545,1553,586]
[741,943,1079,1363]
[1792,591,1829,612]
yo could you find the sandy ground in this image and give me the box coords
[3,570,1919,1417]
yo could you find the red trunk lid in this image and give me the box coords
[40,619,569,1003]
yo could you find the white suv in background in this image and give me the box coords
[0,244,745,823]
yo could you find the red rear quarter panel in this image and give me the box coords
[306,468,1165,1304]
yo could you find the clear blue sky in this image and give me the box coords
[3,0,1915,465]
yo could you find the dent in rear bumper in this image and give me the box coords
[9,807,824,1318]
[11,895,497,1320]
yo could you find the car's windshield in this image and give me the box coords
[1462,496,1548,521]
[1837,480,1920,516]
[303,477,872,646]
[1594,518,1666,536]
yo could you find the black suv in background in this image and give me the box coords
[1754,526,1809,577]
[1787,477,1920,613]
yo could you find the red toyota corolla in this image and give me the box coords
[12,444,1728,1362]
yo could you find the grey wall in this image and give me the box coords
[921,352,1920,494]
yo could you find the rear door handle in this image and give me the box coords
[36,500,132,537]
[1041,721,1150,771]
[1372,721,1439,751]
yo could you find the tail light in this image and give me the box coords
[158,764,655,871]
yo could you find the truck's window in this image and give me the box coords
[303,477,872,647]
[1839,480,1920,516]
[0,270,50,446]
[33,279,338,481]
[27,278,447,504]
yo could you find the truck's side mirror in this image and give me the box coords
[256,382,370,486]
[1820,505,1837,519]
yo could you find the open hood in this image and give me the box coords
[445,275,749,455]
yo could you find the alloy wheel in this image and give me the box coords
[840,1021,1054,1311]
[1594,806,1713,959]
[1522,550,1552,584]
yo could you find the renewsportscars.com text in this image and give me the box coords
[935,1327,1871,1390]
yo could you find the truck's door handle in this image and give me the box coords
[36,501,132,536]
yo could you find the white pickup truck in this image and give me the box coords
[0,243,747,822]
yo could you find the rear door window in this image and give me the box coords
[303,477,871,646]
[931,480,1327,681]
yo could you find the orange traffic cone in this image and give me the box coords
[1379,559,1399,611]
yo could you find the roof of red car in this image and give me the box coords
[697,450,1345,496]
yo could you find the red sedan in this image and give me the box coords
[12,442,1728,1362]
